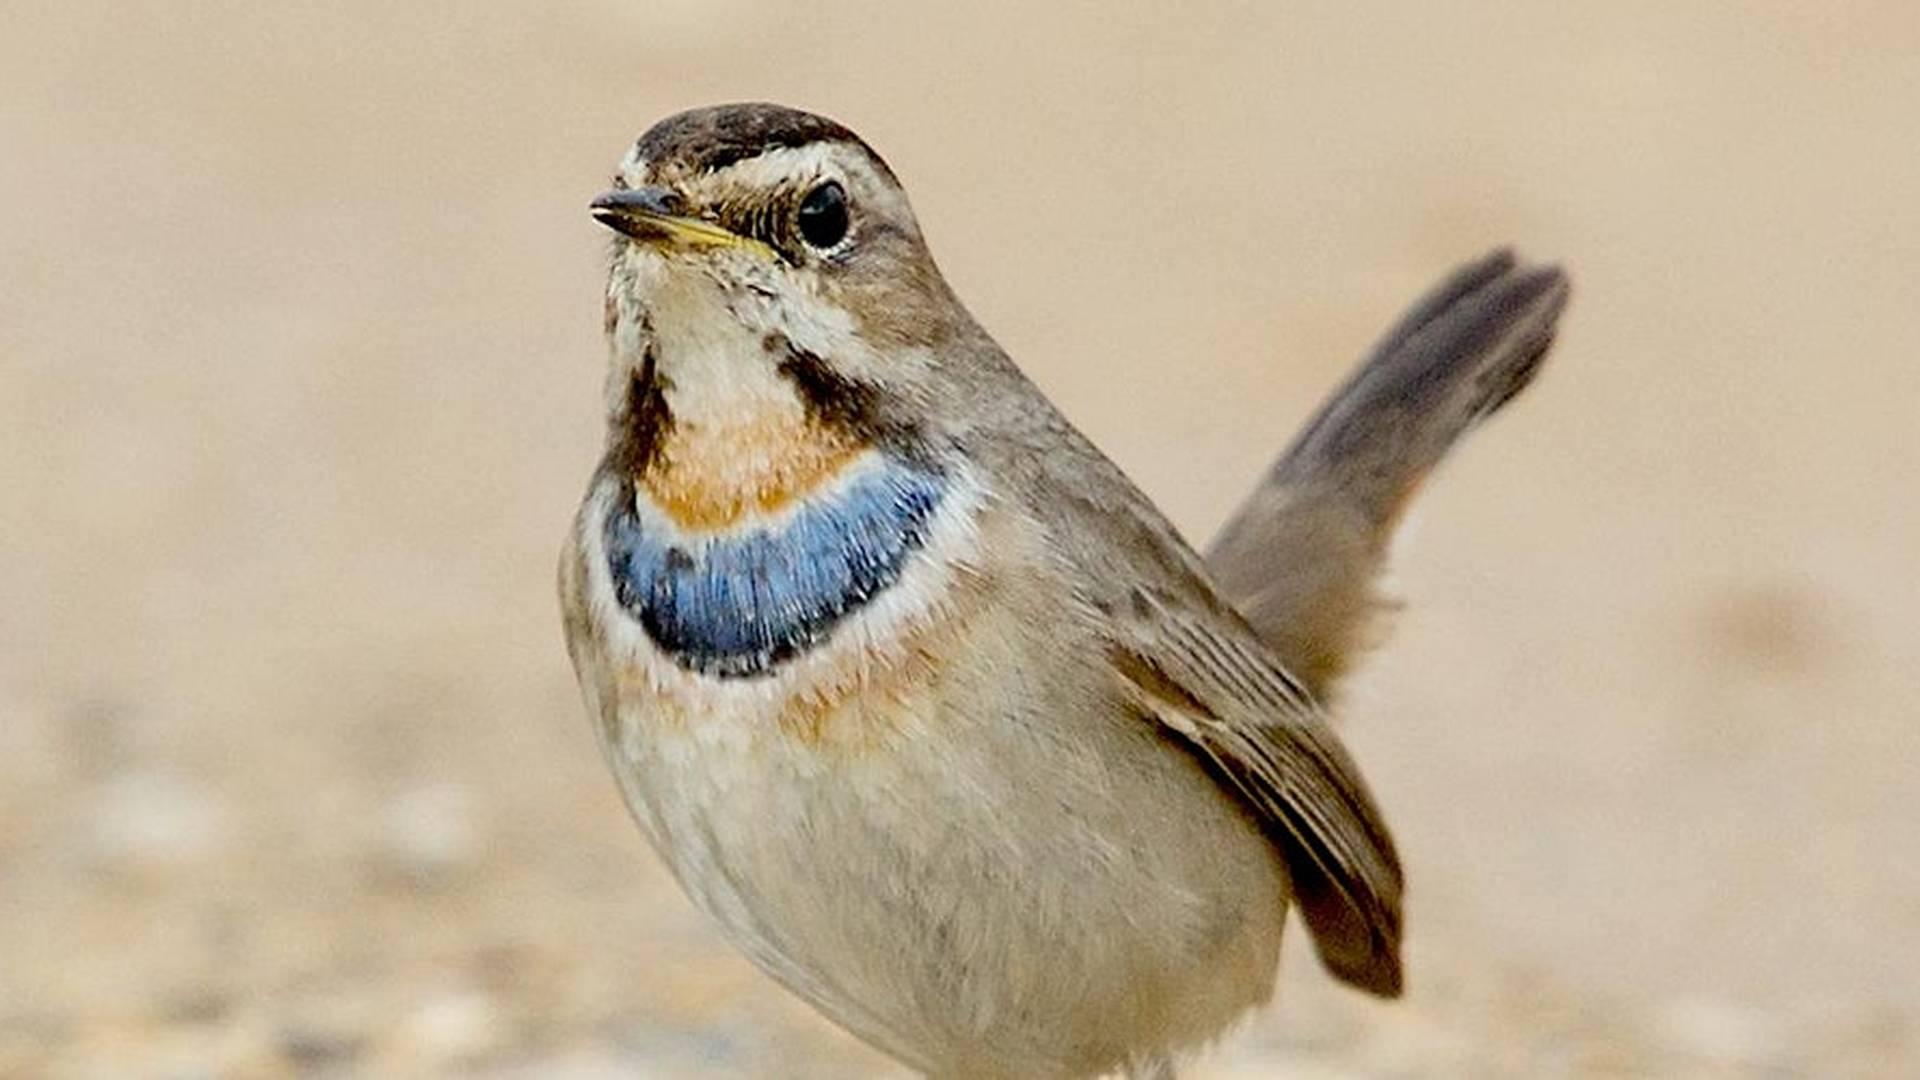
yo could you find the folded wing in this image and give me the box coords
[1109,587,1404,997]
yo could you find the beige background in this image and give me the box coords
[3,2,1916,1076]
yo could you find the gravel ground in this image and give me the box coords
[3,4,1916,1077]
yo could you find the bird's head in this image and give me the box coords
[592,104,975,412]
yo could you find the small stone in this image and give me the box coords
[395,989,501,1067]
[86,769,226,866]
[279,1025,367,1072]
[380,782,482,880]
[1657,995,1791,1068]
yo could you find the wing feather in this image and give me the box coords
[1112,588,1404,997]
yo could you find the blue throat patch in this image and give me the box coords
[603,456,950,678]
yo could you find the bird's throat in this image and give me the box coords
[602,331,952,679]
[639,409,868,532]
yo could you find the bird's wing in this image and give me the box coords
[1105,584,1405,997]
[965,322,1408,996]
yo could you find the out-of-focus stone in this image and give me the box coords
[378,782,481,881]
[1656,995,1793,1070]
[85,769,226,867]
[390,989,502,1069]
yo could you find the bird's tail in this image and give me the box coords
[1204,250,1571,700]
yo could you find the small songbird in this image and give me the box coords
[561,103,1568,1079]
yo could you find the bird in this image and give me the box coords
[560,102,1569,1079]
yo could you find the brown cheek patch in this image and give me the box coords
[640,412,867,531]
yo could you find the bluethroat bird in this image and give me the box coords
[561,103,1570,1079]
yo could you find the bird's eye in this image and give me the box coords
[796,181,850,250]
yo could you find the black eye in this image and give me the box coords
[796,181,849,250]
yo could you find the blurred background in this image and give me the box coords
[3,2,1917,1076]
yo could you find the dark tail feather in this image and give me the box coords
[1205,250,1571,700]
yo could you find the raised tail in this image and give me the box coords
[1205,250,1571,700]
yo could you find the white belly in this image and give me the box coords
[564,479,1291,1078]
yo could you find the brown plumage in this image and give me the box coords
[564,103,1570,1078]
[1208,249,1569,699]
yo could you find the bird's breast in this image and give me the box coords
[602,417,963,681]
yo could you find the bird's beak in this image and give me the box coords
[589,186,766,255]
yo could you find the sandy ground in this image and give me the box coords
[3,3,1917,1076]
